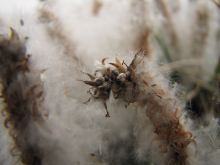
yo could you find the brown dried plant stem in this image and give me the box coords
[211,0,220,8]
[0,28,45,165]
[155,0,178,46]
[38,8,81,64]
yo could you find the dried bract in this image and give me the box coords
[80,49,144,117]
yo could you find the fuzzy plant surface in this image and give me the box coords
[0,0,220,165]
[0,28,47,165]
[79,49,197,165]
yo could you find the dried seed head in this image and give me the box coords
[80,49,145,117]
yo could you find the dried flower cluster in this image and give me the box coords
[0,28,45,165]
[80,49,145,117]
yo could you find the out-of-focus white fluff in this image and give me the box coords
[0,0,220,165]
[0,6,105,165]
[0,5,140,164]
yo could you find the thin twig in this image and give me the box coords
[186,85,201,100]
[184,75,216,92]
[160,59,202,72]
[177,68,220,80]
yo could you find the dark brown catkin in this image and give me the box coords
[0,28,45,165]
[81,49,195,165]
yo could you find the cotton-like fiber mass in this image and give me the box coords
[0,0,220,165]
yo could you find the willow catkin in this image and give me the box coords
[80,49,195,165]
[0,28,46,165]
